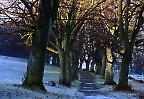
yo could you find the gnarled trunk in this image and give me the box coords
[22,0,59,91]
[22,27,48,91]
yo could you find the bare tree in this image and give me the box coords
[51,0,106,87]
[115,0,144,90]
[20,0,59,91]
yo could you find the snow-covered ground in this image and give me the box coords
[0,55,84,99]
[129,74,144,81]
[0,55,144,99]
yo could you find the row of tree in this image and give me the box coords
[0,0,144,91]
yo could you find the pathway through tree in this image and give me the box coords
[78,70,97,96]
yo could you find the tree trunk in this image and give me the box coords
[66,51,72,87]
[117,53,131,87]
[90,61,95,72]
[115,0,144,91]
[95,62,102,75]
[56,56,60,66]
[72,63,78,80]
[93,50,101,74]
[79,58,84,69]
[115,51,134,91]
[104,47,116,85]
[71,51,79,80]
[101,53,106,78]
[85,58,90,71]
[52,55,57,65]
[59,49,72,87]
[45,53,51,64]
[22,28,48,91]
[22,0,59,91]
[22,52,45,90]
[59,53,67,86]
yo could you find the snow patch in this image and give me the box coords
[84,95,109,99]
[0,55,84,99]
[129,74,144,81]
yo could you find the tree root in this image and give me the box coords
[114,84,134,92]
[59,80,71,87]
[21,82,47,92]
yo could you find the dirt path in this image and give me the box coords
[78,70,144,99]
[78,70,97,96]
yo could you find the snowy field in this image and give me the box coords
[0,55,144,99]
[0,55,84,99]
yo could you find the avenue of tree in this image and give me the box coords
[0,0,144,91]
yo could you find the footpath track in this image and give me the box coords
[78,70,97,96]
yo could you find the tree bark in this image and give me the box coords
[22,26,49,91]
[94,50,102,75]
[59,53,67,86]
[22,0,59,91]
[117,52,131,87]
[90,61,95,72]
[100,52,106,78]
[104,47,116,85]
[115,50,134,91]
[59,48,72,87]
[79,58,84,69]
[95,62,102,74]
[71,51,79,80]
[85,58,91,71]
[66,50,72,87]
